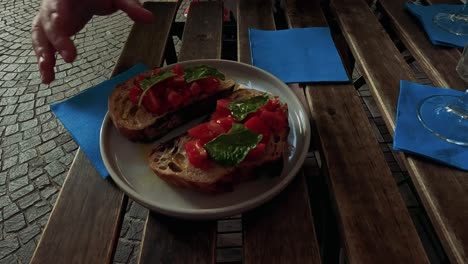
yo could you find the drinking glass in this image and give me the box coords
[417,46,468,146]
[433,3,468,35]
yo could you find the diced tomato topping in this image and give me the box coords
[214,116,234,132]
[128,86,142,104]
[189,82,201,96]
[245,143,266,161]
[197,77,220,93]
[263,99,280,112]
[185,139,212,170]
[188,121,225,144]
[171,64,184,75]
[165,75,186,90]
[259,110,288,133]
[214,99,232,117]
[167,90,184,109]
[142,89,164,115]
[244,116,271,143]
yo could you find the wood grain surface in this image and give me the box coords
[285,0,428,262]
[30,2,179,264]
[378,0,465,90]
[331,0,468,262]
[238,0,321,263]
[138,2,222,264]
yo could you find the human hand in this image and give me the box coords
[32,0,154,84]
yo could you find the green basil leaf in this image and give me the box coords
[184,65,225,83]
[137,71,176,107]
[204,123,262,166]
[228,94,269,121]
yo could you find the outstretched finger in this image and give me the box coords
[32,15,56,84]
[116,0,154,23]
[40,10,77,63]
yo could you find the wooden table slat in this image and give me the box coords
[285,0,428,262]
[378,0,465,90]
[31,151,127,264]
[331,0,468,263]
[138,2,222,263]
[178,1,223,62]
[239,0,321,263]
[30,3,179,263]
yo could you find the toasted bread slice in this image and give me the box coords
[148,88,289,193]
[108,68,236,142]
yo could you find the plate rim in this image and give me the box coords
[100,59,311,220]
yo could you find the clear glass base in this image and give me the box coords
[418,95,468,146]
[433,12,468,36]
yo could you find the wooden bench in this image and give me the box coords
[331,0,468,263]
[30,0,466,263]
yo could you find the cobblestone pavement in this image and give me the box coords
[0,0,186,263]
[0,0,447,263]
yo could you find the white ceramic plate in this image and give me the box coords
[100,59,310,220]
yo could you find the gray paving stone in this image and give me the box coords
[16,101,34,114]
[39,186,56,199]
[8,163,28,180]
[1,105,17,116]
[0,196,12,209]
[28,168,43,181]
[10,185,34,201]
[44,161,65,177]
[3,144,19,159]
[17,192,41,210]
[0,114,18,126]
[4,213,26,233]
[3,203,20,220]
[1,132,22,148]
[24,203,51,223]
[15,238,35,264]
[20,118,38,131]
[9,176,29,193]
[19,135,41,151]
[18,224,40,244]
[2,156,18,171]
[0,235,19,259]
[19,149,37,164]
[113,240,135,263]
[37,140,56,155]
[0,254,18,264]
[17,94,34,103]
[41,119,57,132]
[22,126,41,140]
[40,130,58,142]
[4,124,19,136]
[17,110,34,122]
[43,147,65,164]
[0,172,6,185]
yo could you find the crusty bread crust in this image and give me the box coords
[108,68,236,142]
[148,88,289,193]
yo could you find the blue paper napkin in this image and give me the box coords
[394,80,468,171]
[249,27,349,83]
[51,64,150,178]
[406,2,468,48]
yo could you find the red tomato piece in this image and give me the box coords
[171,64,184,75]
[128,86,142,104]
[185,139,211,169]
[189,82,201,96]
[245,143,266,161]
[259,110,288,133]
[188,122,222,143]
[142,89,163,115]
[215,99,232,117]
[197,77,220,93]
[263,99,280,111]
[214,116,234,132]
[167,90,184,109]
[244,116,271,143]
[165,75,186,90]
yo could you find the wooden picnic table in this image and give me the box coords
[30,0,467,263]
